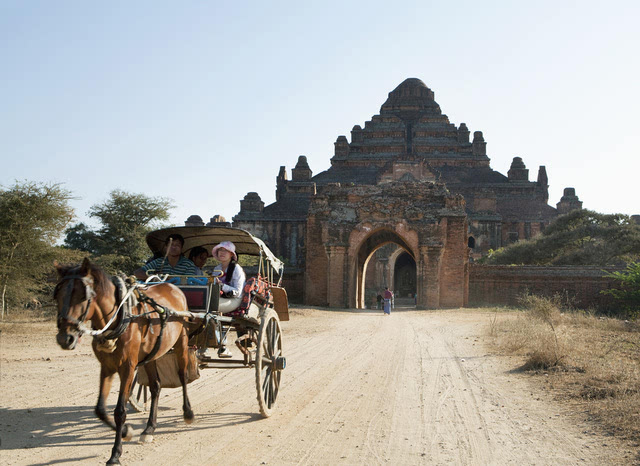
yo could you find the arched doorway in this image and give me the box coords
[356,228,414,309]
[393,251,416,298]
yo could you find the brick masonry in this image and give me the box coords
[305,182,469,309]
[469,265,623,310]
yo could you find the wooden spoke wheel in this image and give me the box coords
[255,309,285,417]
[128,371,149,413]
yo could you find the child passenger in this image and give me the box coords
[188,246,209,274]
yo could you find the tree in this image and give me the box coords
[64,190,174,273]
[63,222,98,252]
[480,210,640,266]
[0,181,75,317]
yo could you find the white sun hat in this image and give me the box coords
[211,241,237,261]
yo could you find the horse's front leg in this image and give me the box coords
[107,363,136,465]
[175,330,195,424]
[95,366,116,430]
[139,360,161,443]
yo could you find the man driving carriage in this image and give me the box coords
[133,233,199,279]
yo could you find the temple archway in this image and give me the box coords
[356,228,414,309]
[304,182,469,309]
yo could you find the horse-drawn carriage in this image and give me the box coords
[54,226,288,464]
[129,226,289,417]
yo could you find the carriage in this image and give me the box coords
[129,226,289,418]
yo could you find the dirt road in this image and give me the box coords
[0,307,632,465]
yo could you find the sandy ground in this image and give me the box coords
[0,306,634,465]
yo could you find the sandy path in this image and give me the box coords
[0,307,631,465]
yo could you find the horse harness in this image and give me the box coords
[56,274,96,331]
[131,282,172,366]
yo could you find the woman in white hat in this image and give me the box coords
[212,241,246,299]
[211,241,246,357]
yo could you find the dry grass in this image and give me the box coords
[489,294,640,450]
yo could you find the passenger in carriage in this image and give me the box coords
[212,241,246,358]
[188,246,209,275]
[212,241,246,310]
[133,233,199,280]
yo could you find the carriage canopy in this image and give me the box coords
[146,226,284,276]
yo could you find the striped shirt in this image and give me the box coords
[141,256,199,275]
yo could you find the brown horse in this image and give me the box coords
[54,258,194,465]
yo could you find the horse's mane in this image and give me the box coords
[54,262,113,298]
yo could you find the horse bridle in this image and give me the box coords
[56,274,97,332]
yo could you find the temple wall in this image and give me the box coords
[439,217,470,308]
[281,269,304,304]
[233,219,307,269]
[304,216,328,306]
[469,265,623,310]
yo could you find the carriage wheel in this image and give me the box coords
[128,371,149,413]
[255,309,285,418]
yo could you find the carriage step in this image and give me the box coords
[199,358,251,368]
[199,355,244,363]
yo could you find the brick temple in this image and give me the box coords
[189,78,583,308]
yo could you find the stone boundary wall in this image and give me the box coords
[282,269,304,304]
[469,265,624,310]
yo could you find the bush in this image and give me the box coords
[602,262,640,319]
[516,293,566,368]
[481,210,640,266]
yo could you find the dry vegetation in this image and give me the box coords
[489,294,640,453]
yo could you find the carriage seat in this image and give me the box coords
[156,274,271,321]
[218,296,243,313]
[151,275,214,313]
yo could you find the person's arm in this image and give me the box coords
[133,258,157,280]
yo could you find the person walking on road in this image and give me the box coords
[383,287,393,315]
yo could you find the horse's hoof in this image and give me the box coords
[139,433,154,444]
[106,459,120,465]
[184,411,195,424]
[123,424,136,442]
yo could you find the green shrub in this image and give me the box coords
[602,262,640,319]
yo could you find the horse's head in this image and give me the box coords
[53,257,97,350]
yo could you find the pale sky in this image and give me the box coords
[2,1,638,232]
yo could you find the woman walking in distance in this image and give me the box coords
[383,287,393,315]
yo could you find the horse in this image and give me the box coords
[54,258,194,465]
